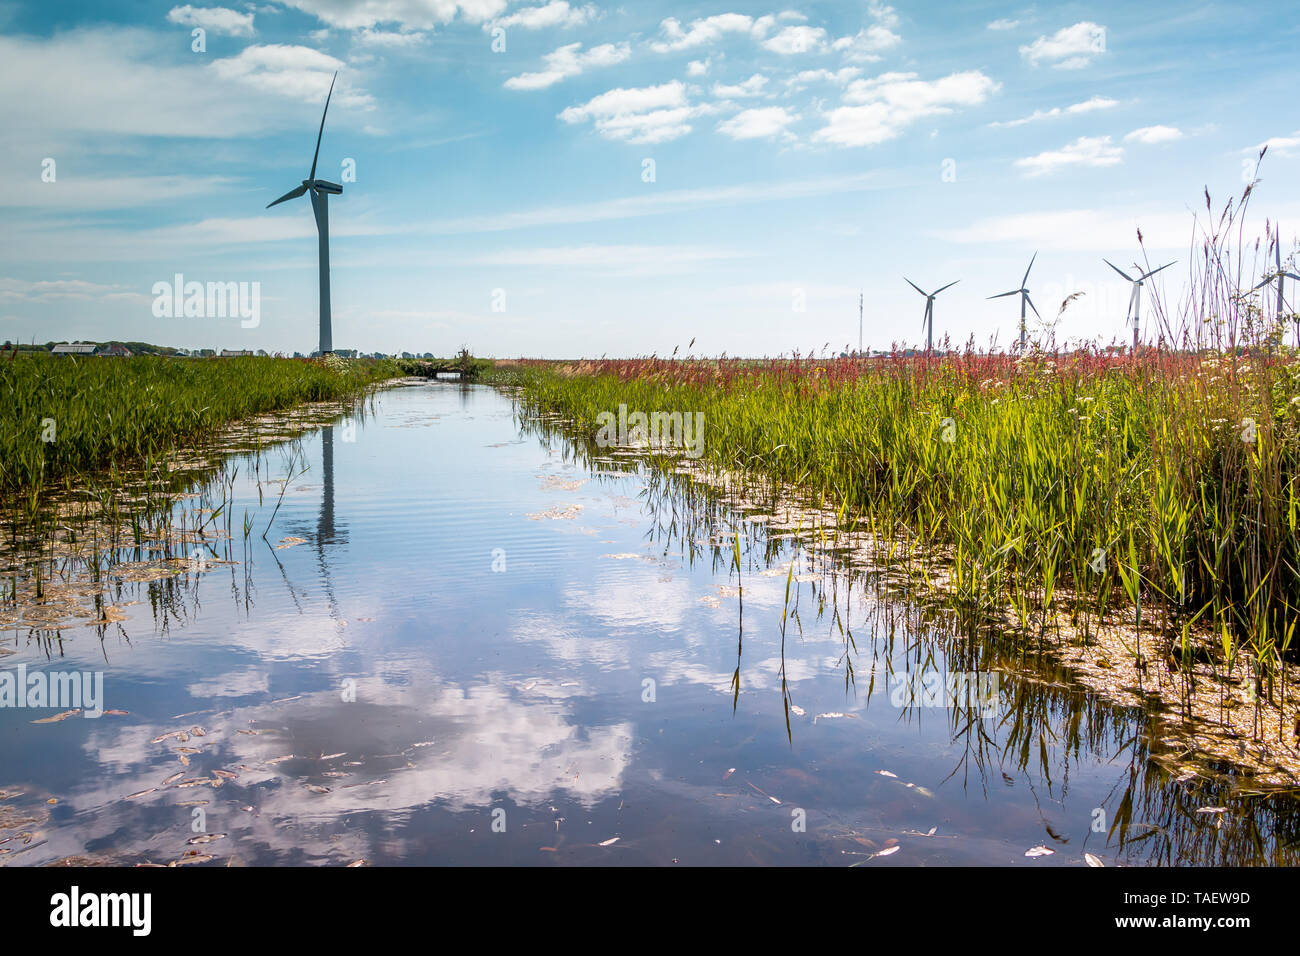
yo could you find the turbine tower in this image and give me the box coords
[266,72,343,356]
[1103,258,1175,352]
[1252,225,1300,340]
[988,253,1039,353]
[904,278,959,353]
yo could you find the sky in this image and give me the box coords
[1,0,1297,357]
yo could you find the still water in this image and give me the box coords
[1,381,1297,866]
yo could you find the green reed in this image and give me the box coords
[0,354,401,507]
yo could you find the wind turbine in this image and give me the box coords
[988,253,1039,352]
[904,278,959,353]
[1103,258,1175,351]
[266,72,344,356]
[1252,225,1300,340]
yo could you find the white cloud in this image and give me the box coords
[987,18,1020,30]
[489,1,596,30]
[211,44,373,108]
[505,41,630,90]
[717,106,799,141]
[355,27,428,46]
[0,29,367,141]
[831,1,900,62]
[166,5,255,37]
[831,25,901,62]
[277,0,508,30]
[559,81,714,143]
[1124,124,1183,144]
[686,58,710,76]
[989,94,1117,127]
[649,13,766,53]
[0,277,144,302]
[785,67,861,89]
[1249,130,1300,156]
[1020,21,1107,69]
[1015,135,1123,175]
[711,73,768,98]
[761,24,827,55]
[813,70,1000,147]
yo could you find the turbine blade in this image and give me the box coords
[1283,272,1300,282]
[1102,258,1133,282]
[266,183,309,208]
[1252,278,1273,292]
[1025,293,1041,319]
[1022,251,1037,287]
[904,277,926,296]
[988,290,1020,299]
[933,279,960,295]
[1139,260,1176,281]
[308,71,338,183]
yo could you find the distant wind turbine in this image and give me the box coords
[1252,226,1300,339]
[266,72,344,356]
[904,278,959,353]
[1103,258,1175,351]
[988,253,1039,352]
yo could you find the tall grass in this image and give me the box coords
[506,177,1300,722]
[0,354,401,506]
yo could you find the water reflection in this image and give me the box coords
[0,382,1297,866]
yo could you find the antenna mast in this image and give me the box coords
[858,290,863,356]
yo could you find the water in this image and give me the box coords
[1,381,1297,866]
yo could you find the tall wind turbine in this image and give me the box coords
[988,253,1039,352]
[1103,258,1175,351]
[904,278,959,353]
[266,72,343,356]
[1252,225,1300,339]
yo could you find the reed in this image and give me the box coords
[0,354,401,506]
[505,178,1300,723]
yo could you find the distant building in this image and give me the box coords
[51,342,97,355]
[220,349,253,357]
[97,343,133,357]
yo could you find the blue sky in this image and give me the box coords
[1,0,1297,356]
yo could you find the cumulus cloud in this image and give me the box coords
[1124,125,1183,144]
[989,94,1117,127]
[211,44,373,108]
[166,5,255,37]
[489,1,596,30]
[559,80,716,143]
[686,58,710,76]
[505,41,630,90]
[711,73,768,98]
[812,70,999,147]
[1015,135,1123,175]
[761,24,827,55]
[831,1,901,61]
[717,106,799,141]
[785,67,861,90]
[649,13,769,52]
[1020,21,1107,69]
[276,0,508,31]
[987,17,1020,30]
